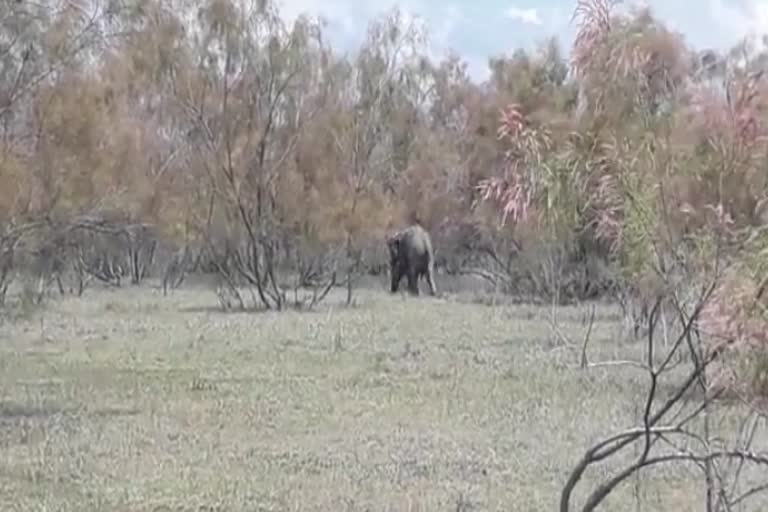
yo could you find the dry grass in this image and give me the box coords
[0,280,766,511]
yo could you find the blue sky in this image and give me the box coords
[275,0,768,80]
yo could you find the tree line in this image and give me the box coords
[1,0,767,393]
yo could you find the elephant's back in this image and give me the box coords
[402,224,434,254]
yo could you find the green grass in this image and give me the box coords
[0,282,765,511]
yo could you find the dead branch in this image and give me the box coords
[579,304,597,367]
[560,270,767,512]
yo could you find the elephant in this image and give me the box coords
[386,223,437,296]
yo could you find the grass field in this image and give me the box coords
[0,278,766,511]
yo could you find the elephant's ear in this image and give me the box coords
[386,233,400,255]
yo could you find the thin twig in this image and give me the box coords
[580,303,597,368]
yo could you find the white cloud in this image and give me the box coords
[433,4,461,46]
[707,0,768,49]
[275,0,358,36]
[504,5,542,25]
[466,54,490,82]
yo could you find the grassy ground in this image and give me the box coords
[0,279,766,511]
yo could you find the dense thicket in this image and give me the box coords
[1,0,767,391]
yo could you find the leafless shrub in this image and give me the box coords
[160,244,192,296]
[561,274,768,511]
[558,3,768,501]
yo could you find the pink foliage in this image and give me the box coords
[698,272,768,396]
[701,270,768,353]
[485,0,767,269]
[688,73,765,149]
[570,0,613,79]
[571,0,689,101]
[477,0,768,396]
[478,174,532,225]
[497,103,525,140]
[477,103,544,225]
[592,172,623,248]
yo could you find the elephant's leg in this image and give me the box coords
[425,262,437,296]
[390,266,402,293]
[406,269,419,295]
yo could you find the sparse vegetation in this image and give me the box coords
[2,0,768,509]
[0,283,764,511]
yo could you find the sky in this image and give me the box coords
[274,0,768,81]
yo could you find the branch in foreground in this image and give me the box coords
[581,450,768,512]
[559,283,734,512]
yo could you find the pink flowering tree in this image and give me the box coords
[476,100,608,303]
[479,0,768,391]
[547,3,768,508]
[477,0,695,305]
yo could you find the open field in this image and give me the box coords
[0,280,766,511]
